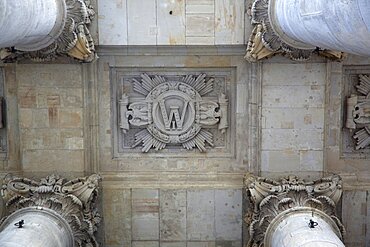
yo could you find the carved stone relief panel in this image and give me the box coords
[0,69,6,156]
[343,67,370,158]
[111,68,235,157]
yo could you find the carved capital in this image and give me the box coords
[244,174,345,247]
[1,0,95,62]
[1,174,101,247]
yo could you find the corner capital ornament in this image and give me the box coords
[0,174,101,247]
[119,73,228,152]
[244,174,345,247]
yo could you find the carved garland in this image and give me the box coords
[119,73,228,152]
[245,0,344,62]
[0,174,101,247]
[346,74,370,150]
[244,174,345,247]
[0,0,95,62]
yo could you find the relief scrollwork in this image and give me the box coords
[118,73,229,152]
[244,174,345,247]
[346,74,370,150]
[1,174,101,247]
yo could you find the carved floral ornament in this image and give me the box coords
[0,174,101,247]
[119,73,228,152]
[245,0,344,62]
[346,75,370,150]
[0,0,95,62]
[244,174,345,247]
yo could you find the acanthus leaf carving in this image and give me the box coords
[119,73,229,152]
[244,174,345,247]
[345,74,370,150]
[1,174,101,247]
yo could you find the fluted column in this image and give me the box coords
[0,0,95,61]
[0,207,74,247]
[246,0,370,61]
[0,0,65,51]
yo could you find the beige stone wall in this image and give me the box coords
[260,61,327,179]
[16,64,86,176]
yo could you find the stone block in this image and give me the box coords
[262,63,326,86]
[59,108,83,128]
[186,14,214,37]
[215,241,242,247]
[19,108,33,128]
[262,85,324,108]
[98,0,128,45]
[342,190,367,246]
[103,188,132,246]
[132,241,159,247]
[186,37,215,45]
[160,242,186,247]
[187,190,215,241]
[261,129,323,151]
[157,0,185,45]
[132,189,159,240]
[32,109,50,128]
[160,189,187,241]
[261,108,324,130]
[215,190,242,241]
[16,64,82,88]
[299,150,323,171]
[215,0,244,44]
[18,87,36,108]
[127,0,157,45]
[22,150,84,172]
[261,150,301,172]
[187,242,216,247]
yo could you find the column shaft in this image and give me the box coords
[0,0,65,51]
[270,0,370,56]
[0,207,74,247]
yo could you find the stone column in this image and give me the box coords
[0,174,101,247]
[246,0,370,61]
[244,174,346,247]
[0,0,95,61]
[0,207,74,247]
[0,0,65,51]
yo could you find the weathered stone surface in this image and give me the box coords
[160,190,187,241]
[215,190,242,241]
[187,242,216,247]
[187,190,215,241]
[132,189,160,240]
[103,188,132,246]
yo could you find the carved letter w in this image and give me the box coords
[159,100,189,130]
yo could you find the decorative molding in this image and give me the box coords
[119,73,228,152]
[244,174,345,247]
[1,0,95,62]
[245,0,344,62]
[0,174,101,247]
[346,74,370,150]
